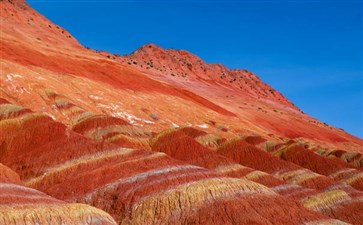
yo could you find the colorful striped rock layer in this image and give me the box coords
[0,1,362,224]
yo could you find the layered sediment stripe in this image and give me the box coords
[344,196,363,204]
[275,169,322,185]
[195,134,225,150]
[0,111,51,131]
[329,169,363,190]
[245,170,270,180]
[314,148,362,168]
[127,177,274,224]
[82,164,207,203]
[0,204,117,225]
[271,183,302,192]
[0,106,47,124]
[340,172,363,186]
[54,98,76,109]
[217,138,363,223]
[279,144,351,176]
[28,151,168,195]
[0,194,61,204]
[49,95,152,148]
[217,139,360,192]
[25,147,137,186]
[285,188,319,199]
[75,120,151,149]
[301,190,352,211]
[51,95,94,125]
[115,170,218,206]
[271,184,317,199]
[0,179,116,224]
[217,139,301,174]
[329,168,357,180]
[1,102,358,224]
[105,134,150,149]
[84,124,150,140]
[176,127,208,138]
[0,103,30,120]
[324,184,353,192]
[0,183,52,197]
[341,152,362,167]
[258,141,286,153]
[40,151,212,200]
[18,111,50,123]
[151,128,291,190]
[72,110,95,125]
[73,116,130,134]
[214,163,251,174]
[150,128,363,218]
[304,219,350,225]
[46,94,150,141]
[67,107,90,124]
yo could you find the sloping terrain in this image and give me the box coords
[0,99,337,224]
[0,163,117,225]
[0,0,362,224]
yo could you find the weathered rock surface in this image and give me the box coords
[0,163,117,225]
[0,101,337,224]
[0,0,362,224]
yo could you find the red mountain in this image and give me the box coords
[1,0,362,224]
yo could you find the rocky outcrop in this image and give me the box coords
[119,43,297,109]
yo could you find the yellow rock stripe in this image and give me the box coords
[276,169,321,185]
[304,219,350,225]
[340,172,363,185]
[214,164,248,174]
[82,164,206,203]
[301,190,351,211]
[0,204,117,225]
[128,177,274,224]
[25,148,137,186]
[245,170,269,180]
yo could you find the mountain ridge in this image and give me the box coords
[115,43,300,111]
[1,1,363,224]
[1,0,363,148]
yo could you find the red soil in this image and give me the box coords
[281,145,350,176]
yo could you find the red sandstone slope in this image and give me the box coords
[1,99,339,225]
[120,43,296,109]
[1,0,363,224]
[150,128,363,224]
[0,163,117,225]
[118,44,363,149]
[1,0,362,152]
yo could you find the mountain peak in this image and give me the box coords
[119,44,298,110]
[136,43,163,51]
[1,0,26,7]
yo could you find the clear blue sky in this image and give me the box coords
[27,0,363,139]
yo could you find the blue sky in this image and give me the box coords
[27,0,363,138]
